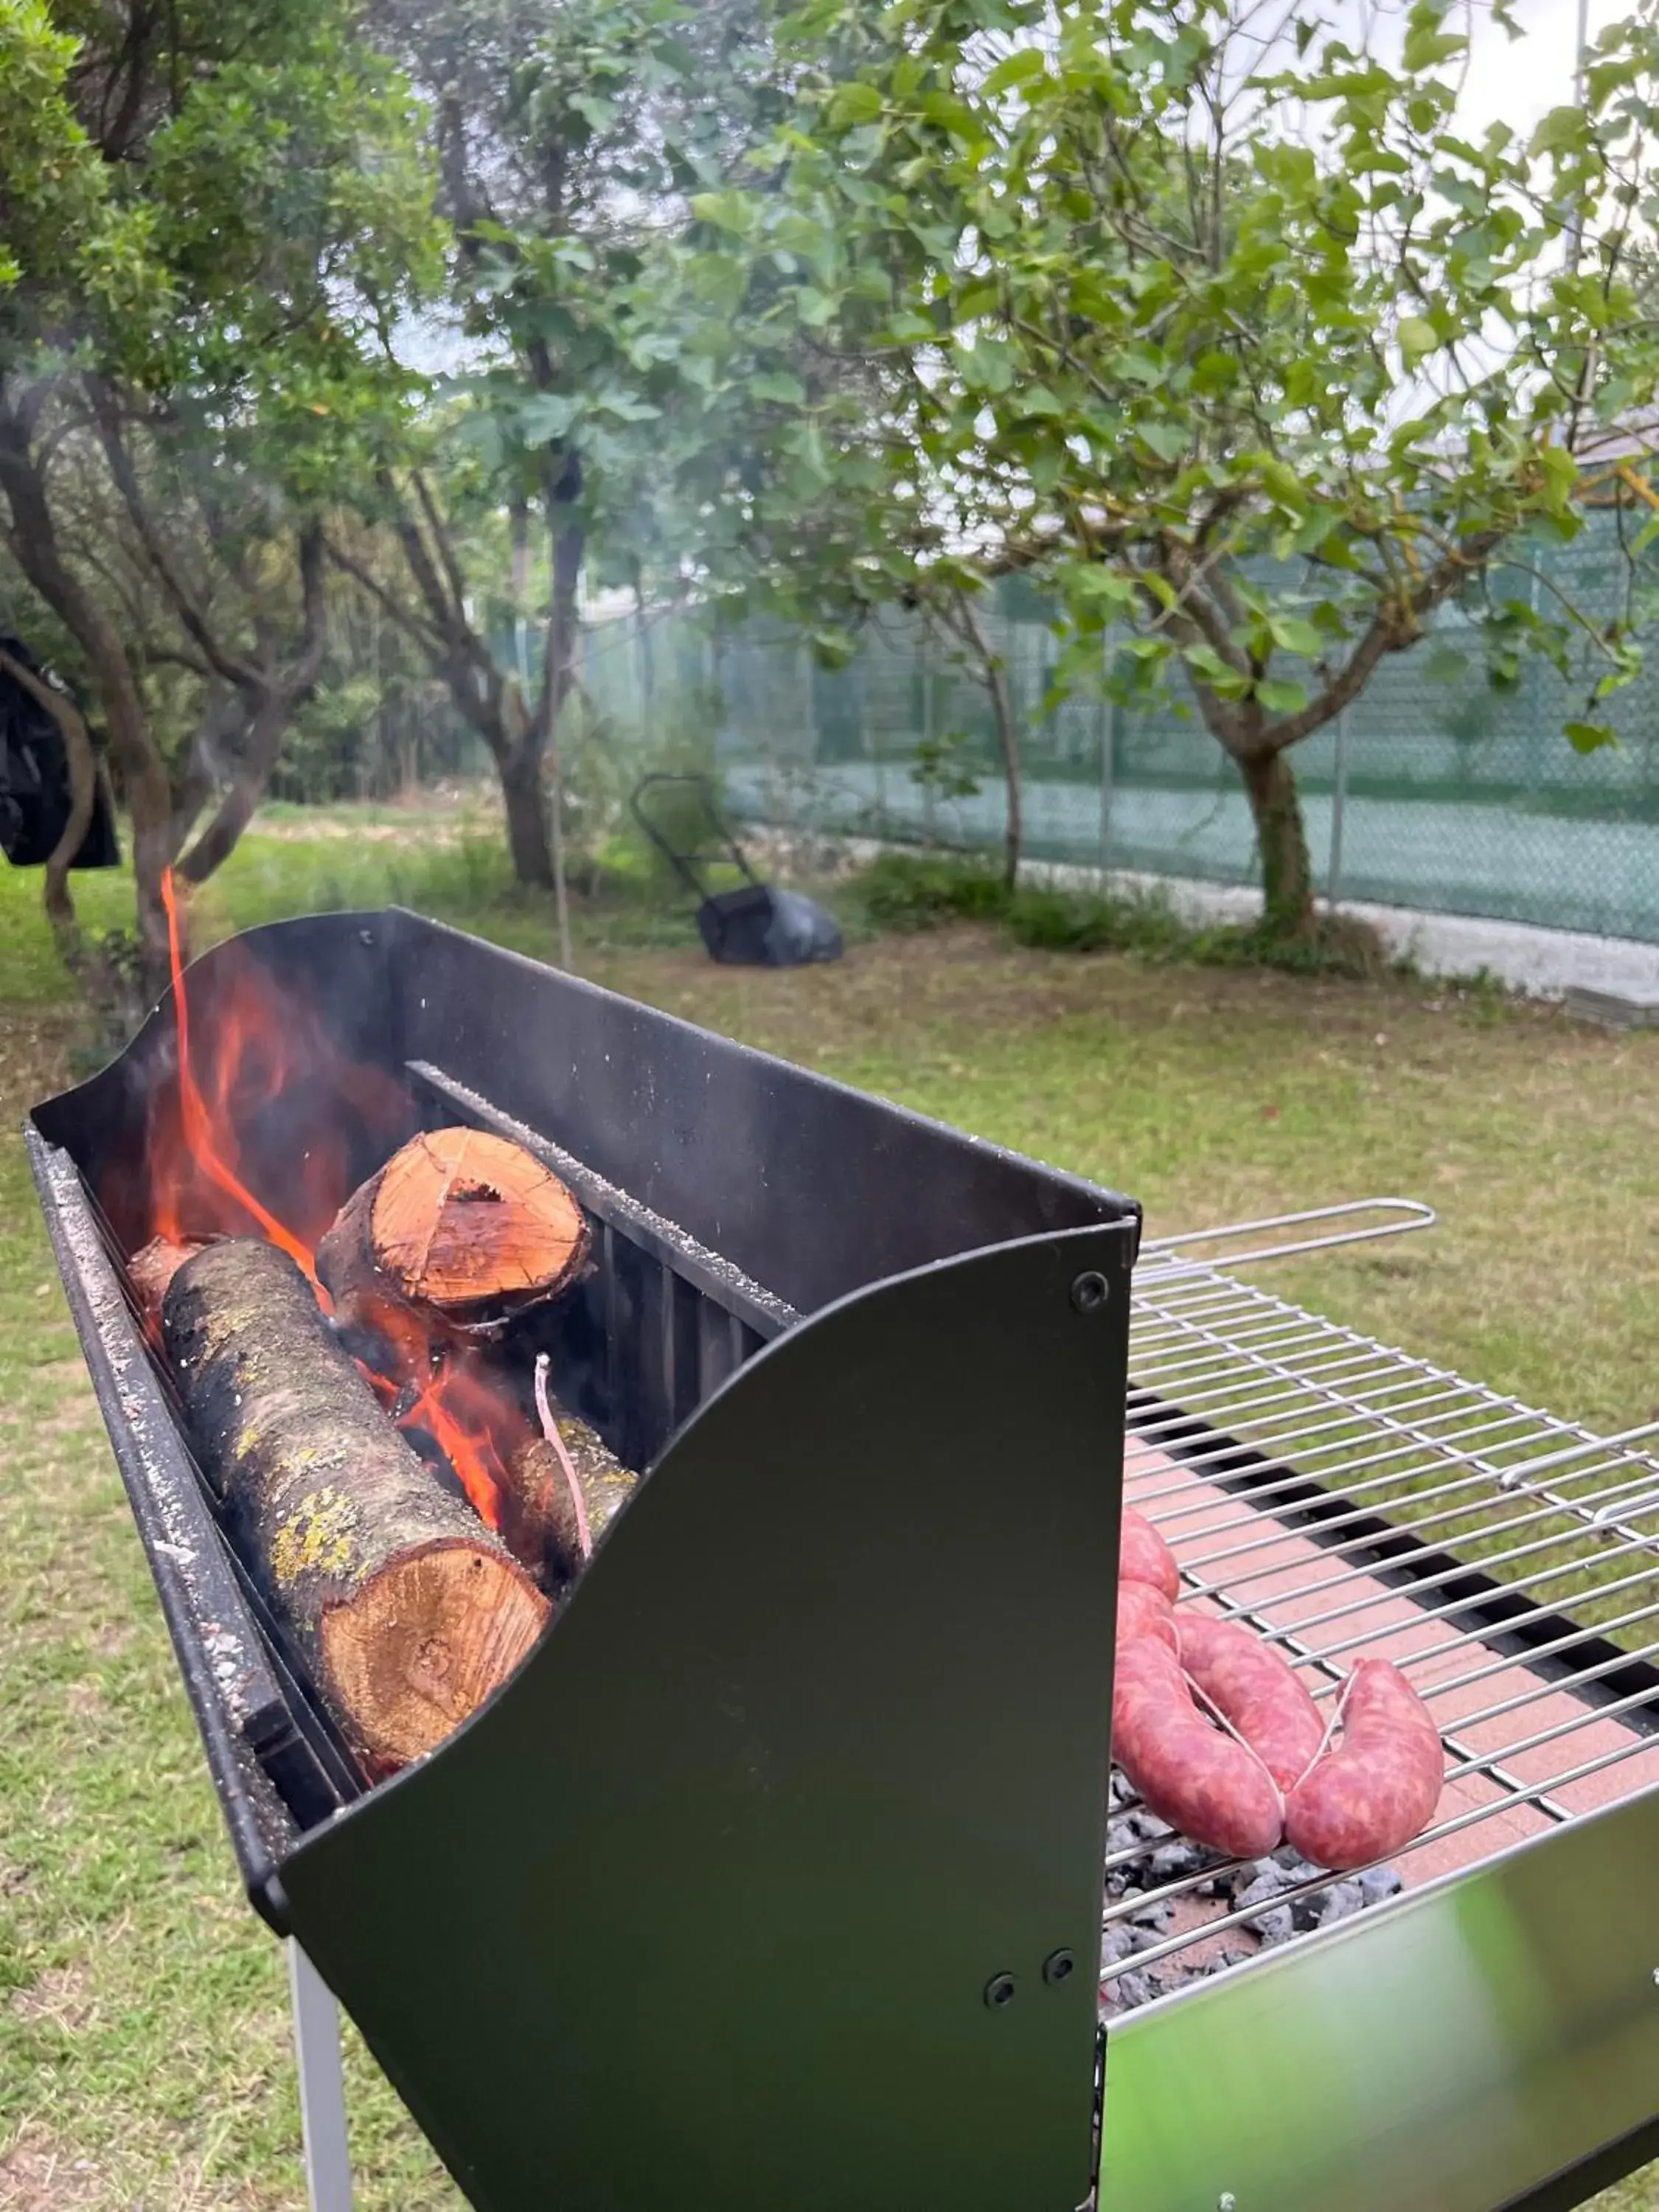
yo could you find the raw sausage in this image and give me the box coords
[1178,1613,1326,1793]
[1121,1505,1180,1601]
[1285,1659,1444,1871]
[1116,1580,1179,1654]
[1113,1636,1284,1860]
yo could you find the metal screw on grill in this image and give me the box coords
[1042,1948,1076,1986]
[1070,1270,1110,1315]
[984,1972,1018,2010]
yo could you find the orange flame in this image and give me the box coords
[359,1295,523,1533]
[135,870,528,1542]
[147,869,358,1272]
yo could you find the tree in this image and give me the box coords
[718,0,1659,937]
[0,0,439,990]
[347,0,789,933]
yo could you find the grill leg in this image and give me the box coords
[288,1939,353,2211]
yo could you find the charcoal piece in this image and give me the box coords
[1360,1865,1405,1906]
[1110,1970,1155,2011]
[1099,1924,1138,1968]
[1317,1880,1366,1928]
[1127,1923,1169,1955]
[1148,1841,1203,1881]
[1290,1891,1325,1934]
[1235,1866,1297,1910]
[1127,1897,1175,1931]
[1273,1846,1324,1880]
[1254,1905,1295,1947]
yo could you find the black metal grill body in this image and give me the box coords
[28,908,1139,2212]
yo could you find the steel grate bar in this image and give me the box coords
[1103,1247,1659,1994]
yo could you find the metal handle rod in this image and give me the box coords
[1139,1197,1436,1271]
[288,1940,353,2212]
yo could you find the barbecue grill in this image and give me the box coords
[25,910,1659,2212]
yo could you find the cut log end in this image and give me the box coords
[372,1127,587,1311]
[130,1235,206,1331]
[320,1540,549,1770]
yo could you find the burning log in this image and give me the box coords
[163,1238,549,1771]
[129,1235,206,1332]
[317,1126,588,1337]
[498,1359,638,1587]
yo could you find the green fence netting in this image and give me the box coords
[579,521,1659,946]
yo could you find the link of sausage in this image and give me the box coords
[1176,1613,1326,1794]
[1285,1659,1444,1871]
[1116,1579,1179,1654]
[1121,1504,1180,1601]
[1113,1637,1285,1860]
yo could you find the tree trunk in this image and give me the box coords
[1238,748,1315,939]
[988,652,1023,892]
[540,491,582,968]
[175,688,296,884]
[162,1237,548,1772]
[501,737,553,886]
[176,526,327,886]
[0,407,173,994]
[954,591,1022,889]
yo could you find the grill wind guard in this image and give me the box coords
[27,908,1138,2212]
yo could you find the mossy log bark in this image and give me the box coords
[163,1238,549,1772]
[317,1125,588,1338]
[506,1404,638,1590]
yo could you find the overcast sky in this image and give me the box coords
[1446,0,1602,134]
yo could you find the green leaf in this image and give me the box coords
[751,370,806,406]
[518,392,581,446]
[1530,106,1586,157]
[1564,720,1615,752]
[1136,421,1186,462]
[1398,316,1439,366]
[827,83,884,131]
[1256,678,1310,714]
[1267,615,1325,657]
[981,47,1048,96]
[1402,20,1464,72]
[688,191,751,236]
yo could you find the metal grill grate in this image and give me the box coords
[1105,1225,1659,2000]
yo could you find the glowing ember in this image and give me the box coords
[137,869,529,1534]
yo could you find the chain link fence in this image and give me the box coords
[580,519,1659,945]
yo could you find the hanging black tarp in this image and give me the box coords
[0,632,120,871]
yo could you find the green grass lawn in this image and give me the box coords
[3,810,1657,2208]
